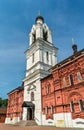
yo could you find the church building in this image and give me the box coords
[5,14,84,128]
[5,14,58,125]
[22,15,58,125]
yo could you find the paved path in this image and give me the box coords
[0,123,83,130]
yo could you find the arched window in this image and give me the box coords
[32,33,36,43]
[69,74,74,86]
[51,105,54,114]
[32,53,34,63]
[46,51,49,61]
[31,92,34,101]
[45,106,48,114]
[46,83,51,94]
[43,31,47,41]
[77,72,82,82]
[70,101,74,112]
[79,100,84,111]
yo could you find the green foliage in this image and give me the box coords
[0,98,8,107]
[0,98,2,107]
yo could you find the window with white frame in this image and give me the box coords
[79,100,84,112]
[69,74,74,86]
[46,51,49,61]
[45,106,48,114]
[51,105,54,114]
[31,92,34,101]
[77,72,82,82]
[46,85,50,94]
[70,101,74,112]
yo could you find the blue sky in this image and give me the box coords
[0,0,84,98]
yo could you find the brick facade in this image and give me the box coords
[6,86,24,123]
[0,108,7,123]
[6,49,84,127]
[41,49,84,127]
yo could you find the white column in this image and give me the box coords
[52,52,56,66]
[23,108,27,120]
[50,52,52,65]
[40,49,42,62]
[36,25,43,39]
[42,49,44,62]
[29,33,33,46]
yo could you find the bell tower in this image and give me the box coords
[22,14,58,125]
[29,14,52,46]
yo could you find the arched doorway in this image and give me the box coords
[27,107,34,120]
[27,108,32,120]
[22,101,35,120]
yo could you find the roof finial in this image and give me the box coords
[72,38,78,54]
[38,10,40,16]
[72,37,75,45]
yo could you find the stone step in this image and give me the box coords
[14,120,37,126]
[26,120,37,126]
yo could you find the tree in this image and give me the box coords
[0,98,2,107]
[2,99,8,107]
[0,98,8,107]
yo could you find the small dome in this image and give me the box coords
[35,15,44,23]
[72,44,77,54]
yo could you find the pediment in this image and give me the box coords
[27,84,36,91]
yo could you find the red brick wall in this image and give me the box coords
[41,50,84,119]
[0,114,6,123]
[41,75,55,119]
[0,108,7,123]
[7,89,24,120]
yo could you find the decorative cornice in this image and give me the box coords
[25,38,58,56]
[52,49,84,71]
[7,86,24,95]
[23,69,51,82]
[26,61,52,73]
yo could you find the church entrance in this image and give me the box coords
[27,107,34,120]
[22,101,35,120]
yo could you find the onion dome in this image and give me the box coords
[72,44,77,54]
[35,12,44,24]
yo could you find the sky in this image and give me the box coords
[0,0,84,98]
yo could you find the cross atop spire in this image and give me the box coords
[72,38,75,45]
[38,10,40,16]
